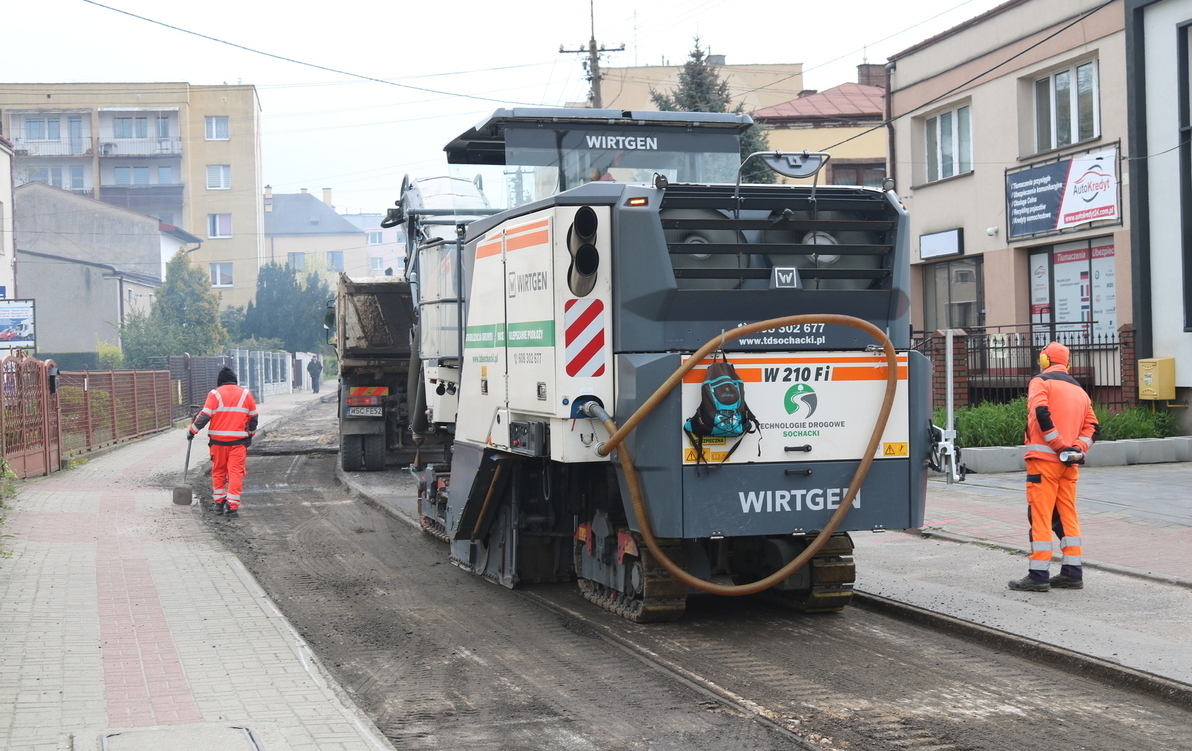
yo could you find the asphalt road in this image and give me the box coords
[198,397,1192,750]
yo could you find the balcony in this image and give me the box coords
[97,137,182,157]
[11,137,94,157]
[99,183,184,211]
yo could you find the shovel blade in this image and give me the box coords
[172,485,193,505]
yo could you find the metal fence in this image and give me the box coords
[229,350,293,400]
[149,354,234,421]
[914,326,1135,413]
[1,354,62,478]
[58,368,173,456]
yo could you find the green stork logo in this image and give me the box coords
[784,383,818,418]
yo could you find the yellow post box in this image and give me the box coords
[1138,358,1175,400]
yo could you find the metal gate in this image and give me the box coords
[1,353,62,478]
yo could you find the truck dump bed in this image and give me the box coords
[338,274,416,360]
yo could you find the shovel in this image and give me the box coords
[173,437,194,505]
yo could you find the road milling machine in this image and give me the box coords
[392,108,953,622]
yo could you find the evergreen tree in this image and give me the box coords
[651,39,775,184]
[241,263,332,353]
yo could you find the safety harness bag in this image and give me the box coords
[684,351,759,468]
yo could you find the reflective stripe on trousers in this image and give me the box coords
[1025,457,1082,570]
[210,444,248,511]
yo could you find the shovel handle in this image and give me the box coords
[182,438,193,483]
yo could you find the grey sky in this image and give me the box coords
[3,0,1006,214]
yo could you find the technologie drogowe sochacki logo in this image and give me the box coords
[784,383,817,419]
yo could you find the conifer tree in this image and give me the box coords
[121,249,227,367]
[651,39,775,184]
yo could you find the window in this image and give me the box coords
[288,252,306,271]
[205,116,229,140]
[133,166,149,185]
[27,167,48,183]
[113,117,133,138]
[156,116,170,138]
[327,251,344,272]
[114,166,149,185]
[49,167,63,188]
[206,165,231,190]
[370,256,385,271]
[209,263,233,287]
[925,104,972,182]
[1035,60,1099,152]
[831,163,886,187]
[26,117,60,140]
[922,257,984,331]
[158,165,173,184]
[70,166,84,189]
[135,117,148,138]
[208,214,233,238]
[114,166,132,185]
[368,231,383,244]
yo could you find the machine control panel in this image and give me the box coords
[509,421,548,457]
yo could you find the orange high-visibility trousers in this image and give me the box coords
[1025,457,1082,576]
[210,444,248,510]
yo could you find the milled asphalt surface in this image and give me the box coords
[341,459,1192,696]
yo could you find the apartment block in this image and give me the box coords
[0,82,263,309]
[889,0,1129,339]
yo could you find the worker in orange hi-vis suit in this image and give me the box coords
[188,366,258,519]
[1009,341,1100,592]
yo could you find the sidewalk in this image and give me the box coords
[0,388,393,751]
[853,462,1192,687]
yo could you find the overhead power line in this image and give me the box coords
[79,0,548,107]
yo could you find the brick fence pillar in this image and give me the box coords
[930,329,969,411]
[1118,324,1137,408]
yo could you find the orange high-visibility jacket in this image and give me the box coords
[189,384,259,446]
[1024,365,1099,463]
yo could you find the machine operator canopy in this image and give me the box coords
[444,108,752,211]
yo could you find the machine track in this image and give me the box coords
[575,534,688,623]
[755,533,856,613]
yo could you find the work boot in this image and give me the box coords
[225,508,239,519]
[213,502,226,515]
[1049,573,1084,589]
[1007,576,1049,592]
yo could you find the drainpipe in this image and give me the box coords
[885,61,896,188]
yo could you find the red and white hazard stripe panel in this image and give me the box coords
[564,298,606,377]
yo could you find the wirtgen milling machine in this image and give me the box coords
[395,108,941,622]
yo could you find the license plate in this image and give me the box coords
[346,406,383,417]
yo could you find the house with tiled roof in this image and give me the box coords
[752,65,888,187]
[263,187,369,290]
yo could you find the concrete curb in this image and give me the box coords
[960,436,1192,474]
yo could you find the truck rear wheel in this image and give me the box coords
[363,434,385,471]
[341,434,365,472]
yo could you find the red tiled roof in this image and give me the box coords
[753,83,885,120]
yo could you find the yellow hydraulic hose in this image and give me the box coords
[592,314,899,597]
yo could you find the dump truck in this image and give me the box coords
[328,273,417,471]
[394,108,957,621]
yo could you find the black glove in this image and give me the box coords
[186,432,195,442]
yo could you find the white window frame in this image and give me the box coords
[209,262,233,287]
[113,117,133,139]
[156,115,170,139]
[1034,59,1100,153]
[26,116,60,141]
[925,104,972,183]
[368,231,383,245]
[158,165,173,185]
[114,166,132,186]
[288,252,305,271]
[208,213,233,239]
[327,250,345,272]
[370,256,385,271]
[205,116,229,140]
[206,165,231,190]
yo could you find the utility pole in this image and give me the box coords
[560,0,623,109]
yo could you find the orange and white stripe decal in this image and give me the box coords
[349,386,389,396]
[475,219,550,259]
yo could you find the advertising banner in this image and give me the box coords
[0,300,35,352]
[1006,148,1119,239]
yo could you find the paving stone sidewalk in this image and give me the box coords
[0,387,394,751]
